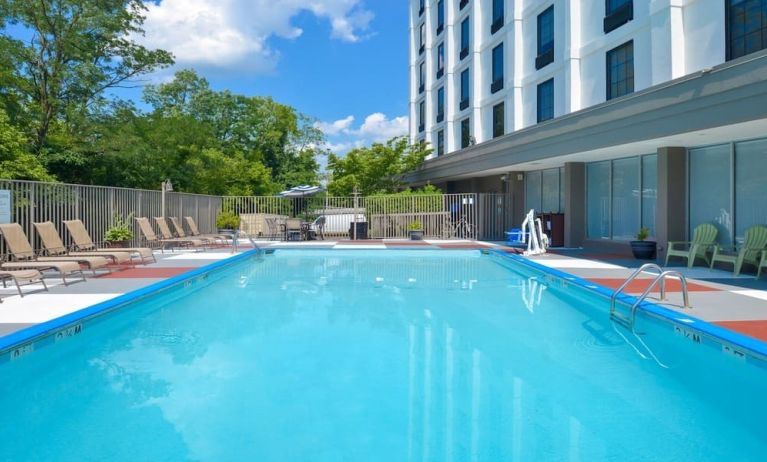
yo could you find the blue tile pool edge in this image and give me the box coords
[487,249,767,361]
[0,249,262,357]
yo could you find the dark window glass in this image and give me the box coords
[606,0,631,15]
[419,23,425,49]
[493,102,504,138]
[460,69,470,105]
[461,17,470,54]
[437,87,445,122]
[437,130,445,156]
[537,6,554,55]
[419,101,425,132]
[419,0,425,12]
[461,118,471,148]
[537,78,554,123]
[606,40,634,100]
[726,0,767,60]
[437,43,445,76]
[437,0,445,31]
[493,0,504,23]
[418,62,425,90]
[492,43,504,83]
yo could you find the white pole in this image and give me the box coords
[161,181,165,218]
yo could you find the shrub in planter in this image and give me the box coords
[216,210,240,233]
[407,220,424,241]
[104,215,134,248]
[630,227,657,260]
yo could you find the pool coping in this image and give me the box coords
[488,249,767,361]
[0,248,261,357]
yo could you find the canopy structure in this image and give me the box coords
[277,185,324,197]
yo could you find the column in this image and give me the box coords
[656,146,687,263]
[563,162,585,248]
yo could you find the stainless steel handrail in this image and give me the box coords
[611,265,692,330]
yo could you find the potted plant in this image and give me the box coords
[630,227,657,260]
[407,220,424,240]
[104,215,134,248]
[216,210,240,235]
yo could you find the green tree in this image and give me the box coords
[326,137,431,196]
[0,0,174,153]
[0,109,54,180]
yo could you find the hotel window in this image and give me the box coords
[460,0,469,11]
[604,0,633,33]
[491,0,504,34]
[418,61,425,94]
[437,130,445,156]
[491,43,504,93]
[537,78,554,123]
[437,0,445,35]
[460,17,470,60]
[437,43,445,78]
[606,41,633,100]
[419,23,425,55]
[461,117,471,148]
[526,168,564,213]
[418,101,425,132]
[536,6,554,69]
[436,87,445,123]
[419,0,425,16]
[586,154,656,240]
[726,0,767,60]
[492,102,504,138]
[460,68,470,110]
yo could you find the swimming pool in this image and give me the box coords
[1,249,765,461]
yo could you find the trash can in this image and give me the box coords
[348,222,368,240]
[540,213,565,247]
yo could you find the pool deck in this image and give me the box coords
[0,240,766,346]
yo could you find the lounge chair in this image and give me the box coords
[184,216,232,243]
[709,225,767,276]
[154,217,207,250]
[62,219,155,264]
[34,221,133,265]
[0,269,47,298]
[0,224,87,284]
[665,223,718,268]
[284,218,302,241]
[170,217,225,246]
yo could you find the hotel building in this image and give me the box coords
[407,0,767,258]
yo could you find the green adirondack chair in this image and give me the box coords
[710,225,767,276]
[758,250,767,279]
[665,223,718,268]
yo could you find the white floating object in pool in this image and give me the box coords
[374,276,384,287]
[424,309,432,318]
[408,278,416,283]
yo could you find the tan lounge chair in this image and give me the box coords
[63,219,155,264]
[184,216,233,243]
[154,217,206,249]
[0,223,109,276]
[169,217,218,246]
[0,269,47,298]
[34,221,133,265]
[0,224,86,285]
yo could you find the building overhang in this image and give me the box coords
[405,50,767,184]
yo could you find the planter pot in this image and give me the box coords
[104,240,130,248]
[217,228,236,235]
[630,240,657,260]
[408,230,424,241]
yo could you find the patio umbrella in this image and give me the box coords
[277,185,324,220]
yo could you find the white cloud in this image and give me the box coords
[317,112,409,155]
[138,0,374,71]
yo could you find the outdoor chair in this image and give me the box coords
[0,269,48,298]
[34,221,133,266]
[665,223,718,268]
[153,217,207,250]
[284,218,302,241]
[758,250,767,279]
[310,216,326,240]
[709,225,767,276]
[264,217,279,240]
[169,217,218,246]
[184,217,232,243]
[0,223,87,284]
[63,219,155,264]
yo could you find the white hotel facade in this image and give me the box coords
[407,0,767,259]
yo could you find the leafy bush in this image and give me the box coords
[408,220,423,231]
[636,227,650,241]
[104,215,134,242]
[216,210,240,229]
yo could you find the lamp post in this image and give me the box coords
[161,178,173,218]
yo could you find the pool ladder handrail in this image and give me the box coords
[610,263,691,329]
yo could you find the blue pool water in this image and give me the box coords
[1,249,766,461]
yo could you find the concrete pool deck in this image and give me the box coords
[0,240,766,345]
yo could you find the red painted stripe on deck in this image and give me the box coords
[587,278,719,292]
[714,320,767,343]
[98,267,195,279]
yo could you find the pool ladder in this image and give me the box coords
[610,263,691,330]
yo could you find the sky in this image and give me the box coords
[129,0,411,154]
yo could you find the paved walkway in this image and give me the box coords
[0,240,766,345]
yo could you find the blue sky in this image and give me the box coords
[128,0,410,154]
